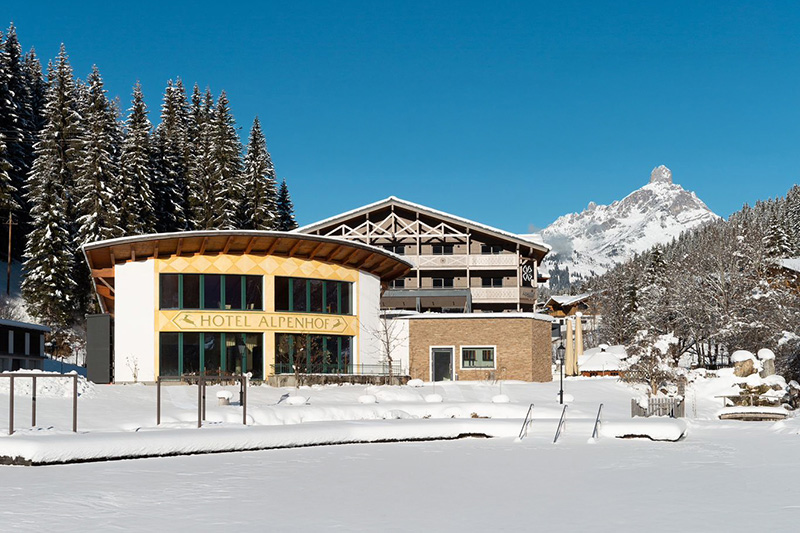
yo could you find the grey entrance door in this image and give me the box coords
[431,348,453,382]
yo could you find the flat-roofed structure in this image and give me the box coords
[0,319,50,372]
[83,231,411,383]
[296,197,550,312]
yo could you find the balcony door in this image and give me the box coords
[430,347,454,382]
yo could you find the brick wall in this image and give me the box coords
[408,318,552,382]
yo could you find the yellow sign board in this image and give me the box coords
[163,311,356,336]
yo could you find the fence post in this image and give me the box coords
[9,376,14,435]
[31,375,37,427]
[197,377,202,428]
[242,375,248,426]
[202,377,207,421]
[156,378,161,426]
[72,374,78,433]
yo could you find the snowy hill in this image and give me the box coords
[541,166,719,284]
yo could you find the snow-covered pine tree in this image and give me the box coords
[275,178,298,231]
[0,25,25,237]
[786,184,800,254]
[208,90,241,229]
[186,88,215,229]
[240,117,277,229]
[119,81,156,235]
[73,65,124,314]
[763,212,792,259]
[74,65,123,244]
[0,131,14,209]
[21,45,81,327]
[152,79,189,232]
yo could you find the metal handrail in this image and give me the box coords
[1,373,78,435]
[591,403,604,439]
[157,374,248,428]
[517,403,534,440]
[553,405,568,444]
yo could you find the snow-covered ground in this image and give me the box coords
[1,372,798,531]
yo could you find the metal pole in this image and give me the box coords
[72,375,77,432]
[202,377,207,421]
[9,376,14,435]
[197,377,202,428]
[31,376,36,427]
[559,360,564,405]
[242,375,247,426]
[156,378,161,425]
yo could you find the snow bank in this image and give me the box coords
[599,419,687,441]
[731,350,755,363]
[0,418,521,465]
[0,370,95,398]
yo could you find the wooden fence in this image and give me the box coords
[631,396,685,418]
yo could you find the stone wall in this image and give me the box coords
[408,317,552,382]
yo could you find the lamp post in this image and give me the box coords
[556,342,566,405]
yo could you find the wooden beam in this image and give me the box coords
[307,241,326,260]
[96,285,114,299]
[198,237,209,255]
[353,251,377,270]
[109,250,117,265]
[154,242,159,259]
[222,236,234,254]
[323,244,344,262]
[380,264,409,280]
[176,238,184,255]
[91,267,114,278]
[287,240,304,258]
[244,236,256,254]
[96,277,115,294]
[265,237,281,256]
[130,247,136,262]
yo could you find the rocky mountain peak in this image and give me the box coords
[649,165,672,185]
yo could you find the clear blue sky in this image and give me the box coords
[4,1,800,232]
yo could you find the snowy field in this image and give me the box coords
[1,373,798,531]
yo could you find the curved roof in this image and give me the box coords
[82,231,413,315]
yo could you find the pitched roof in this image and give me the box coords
[295,196,551,255]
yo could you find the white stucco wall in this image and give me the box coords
[114,260,156,382]
[356,271,382,366]
[390,318,409,374]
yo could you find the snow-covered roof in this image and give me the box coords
[547,292,593,307]
[780,258,800,273]
[400,312,554,323]
[578,346,627,372]
[0,318,50,332]
[295,196,551,254]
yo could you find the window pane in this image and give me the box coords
[275,277,290,311]
[293,279,307,312]
[325,282,339,314]
[182,274,200,309]
[275,333,291,373]
[324,336,339,372]
[159,332,179,376]
[293,334,308,372]
[203,333,222,374]
[340,336,352,372]
[246,276,263,310]
[462,347,494,368]
[247,333,263,380]
[340,283,351,315]
[204,274,222,309]
[160,274,179,309]
[224,276,242,310]
[226,332,246,374]
[183,333,201,374]
[309,280,323,313]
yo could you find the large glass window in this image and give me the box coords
[481,244,503,255]
[432,278,454,288]
[245,276,262,310]
[275,277,352,315]
[461,346,495,369]
[182,275,201,309]
[159,274,263,310]
[432,244,454,255]
[159,333,180,376]
[160,275,180,309]
[159,331,263,379]
[274,333,354,374]
[203,274,222,309]
[481,277,503,288]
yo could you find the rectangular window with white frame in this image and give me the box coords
[461,346,496,369]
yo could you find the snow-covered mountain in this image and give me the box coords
[541,165,719,284]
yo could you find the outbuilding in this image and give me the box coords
[82,231,411,383]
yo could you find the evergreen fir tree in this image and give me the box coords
[21,45,81,326]
[74,65,123,245]
[208,90,241,229]
[241,117,277,229]
[119,81,156,234]
[186,88,216,229]
[153,79,189,232]
[763,218,792,259]
[0,25,25,232]
[275,178,298,231]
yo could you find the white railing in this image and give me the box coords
[468,254,518,268]
[470,287,518,302]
